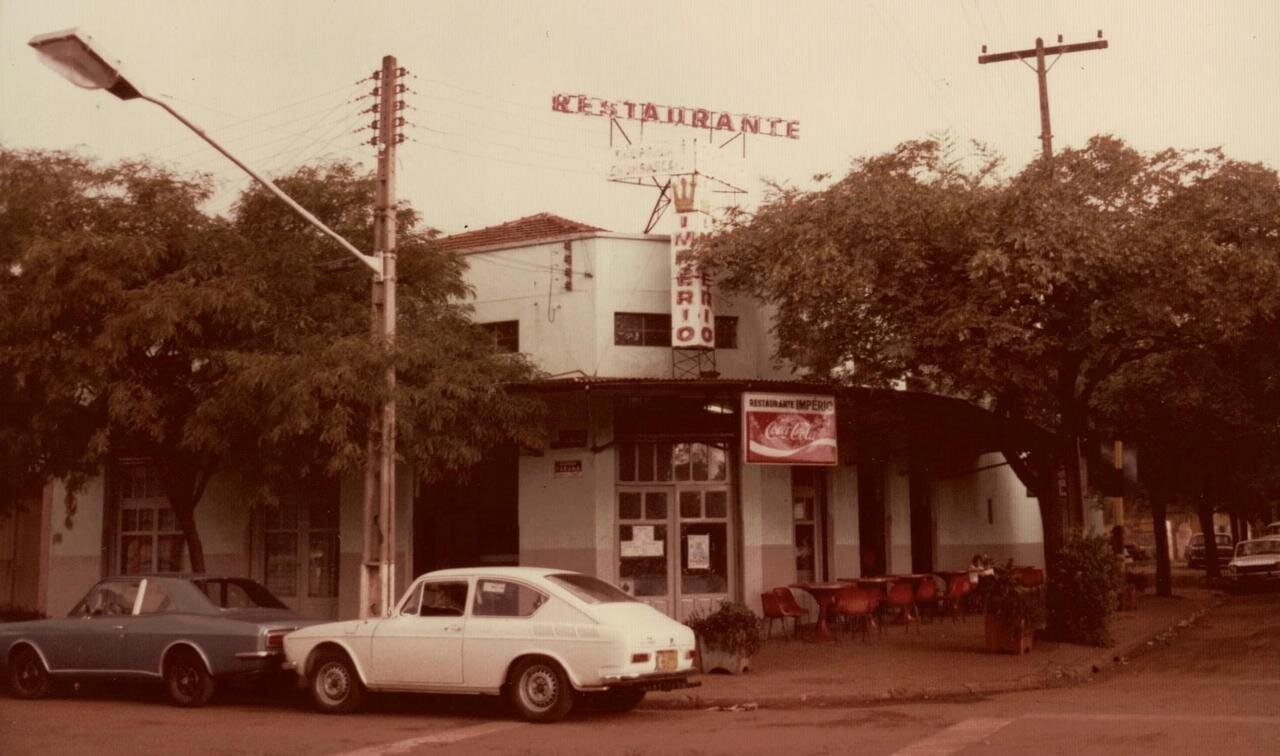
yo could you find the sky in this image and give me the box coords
[2,1,1278,237]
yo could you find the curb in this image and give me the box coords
[639,595,1221,712]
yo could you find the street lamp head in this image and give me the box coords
[28,28,141,100]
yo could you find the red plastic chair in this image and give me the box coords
[832,585,878,640]
[768,587,809,639]
[940,573,972,622]
[884,578,918,632]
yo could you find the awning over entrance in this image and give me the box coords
[516,377,1054,469]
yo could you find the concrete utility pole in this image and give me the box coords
[360,55,404,618]
[978,32,1108,165]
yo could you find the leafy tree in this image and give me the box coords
[0,150,544,571]
[700,137,1279,598]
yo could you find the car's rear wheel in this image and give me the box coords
[591,687,646,713]
[507,657,574,723]
[164,648,215,707]
[7,646,52,699]
[310,650,364,714]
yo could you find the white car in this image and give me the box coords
[1225,537,1280,589]
[282,567,698,722]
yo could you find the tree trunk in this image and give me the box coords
[160,459,212,574]
[1195,497,1220,580]
[172,501,207,574]
[1150,480,1173,597]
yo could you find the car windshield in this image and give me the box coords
[546,573,637,604]
[191,578,287,609]
[1237,541,1280,557]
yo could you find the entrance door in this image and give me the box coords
[616,441,733,621]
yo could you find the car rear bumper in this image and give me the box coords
[596,671,700,692]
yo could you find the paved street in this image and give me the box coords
[2,590,1277,755]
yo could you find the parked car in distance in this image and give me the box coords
[1186,533,1233,568]
[2,575,310,706]
[283,567,699,723]
[1226,538,1280,590]
[1123,543,1150,562]
[1264,522,1280,537]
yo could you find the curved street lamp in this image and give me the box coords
[30,28,398,618]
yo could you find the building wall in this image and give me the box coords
[934,452,1044,569]
[464,234,791,381]
[45,478,105,616]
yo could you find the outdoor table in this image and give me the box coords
[789,582,848,643]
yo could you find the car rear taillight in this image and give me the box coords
[266,629,289,651]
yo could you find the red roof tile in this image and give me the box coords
[436,213,606,252]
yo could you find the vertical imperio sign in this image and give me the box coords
[742,393,838,465]
[671,176,714,348]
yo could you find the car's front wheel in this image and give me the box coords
[164,648,215,707]
[309,650,365,714]
[590,687,646,713]
[507,657,574,723]
[7,646,52,699]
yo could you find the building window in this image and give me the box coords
[479,320,519,352]
[714,316,738,349]
[615,312,671,347]
[117,463,185,575]
[618,441,728,483]
[264,484,340,600]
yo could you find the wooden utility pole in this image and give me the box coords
[978,32,1108,165]
[360,54,404,618]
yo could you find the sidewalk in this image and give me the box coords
[643,586,1220,710]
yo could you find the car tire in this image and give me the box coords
[309,651,365,714]
[164,648,216,707]
[7,646,52,699]
[591,688,646,713]
[507,657,574,723]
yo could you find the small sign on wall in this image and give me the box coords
[553,460,583,477]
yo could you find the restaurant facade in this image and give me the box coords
[2,214,1044,621]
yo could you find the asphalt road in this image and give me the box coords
[2,590,1277,755]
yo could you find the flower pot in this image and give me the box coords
[985,614,1033,655]
[698,641,750,674]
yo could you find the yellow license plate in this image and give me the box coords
[656,650,677,672]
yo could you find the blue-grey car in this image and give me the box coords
[2,575,311,706]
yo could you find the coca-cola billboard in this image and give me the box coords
[742,393,837,466]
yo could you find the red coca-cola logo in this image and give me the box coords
[763,415,818,444]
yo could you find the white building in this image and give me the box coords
[2,213,1044,621]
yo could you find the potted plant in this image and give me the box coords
[984,567,1045,655]
[685,600,763,674]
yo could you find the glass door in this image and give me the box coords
[618,488,671,617]
[617,440,734,621]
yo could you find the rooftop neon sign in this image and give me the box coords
[551,93,799,140]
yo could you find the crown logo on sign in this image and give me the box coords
[672,175,698,213]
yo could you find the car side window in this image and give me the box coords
[399,583,423,616]
[73,581,140,617]
[419,581,469,617]
[472,579,547,618]
[137,582,175,614]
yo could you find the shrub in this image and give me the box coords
[986,566,1045,634]
[684,600,763,657]
[1045,536,1117,646]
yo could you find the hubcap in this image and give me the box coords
[177,665,196,694]
[318,663,350,704]
[18,659,41,691]
[520,666,558,711]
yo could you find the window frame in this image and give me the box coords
[713,315,738,349]
[614,312,672,347]
[479,320,520,353]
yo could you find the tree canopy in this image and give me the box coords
[0,149,545,570]
[701,136,1280,574]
